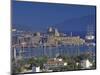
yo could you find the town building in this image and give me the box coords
[81,59,93,69]
[32,66,40,72]
[44,58,67,71]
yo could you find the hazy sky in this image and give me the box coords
[12,1,96,32]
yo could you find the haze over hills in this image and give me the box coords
[12,1,96,34]
[55,15,96,32]
[13,14,96,35]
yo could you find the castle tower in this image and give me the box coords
[54,28,60,36]
[48,27,53,33]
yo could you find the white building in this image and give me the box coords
[81,59,93,69]
[32,66,40,72]
[44,58,67,71]
[12,28,16,32]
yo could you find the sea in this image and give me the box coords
[13,44,96,59]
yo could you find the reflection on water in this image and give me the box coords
[13,44,95,58]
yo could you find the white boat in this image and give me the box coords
[85,35,95,40]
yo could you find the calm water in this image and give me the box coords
[13,44,95,58]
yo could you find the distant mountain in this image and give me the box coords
[55,15,96,33]
[13,15,96,35]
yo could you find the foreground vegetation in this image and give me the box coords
[12,53,96,74]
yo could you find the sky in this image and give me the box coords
[12,1,96,33]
